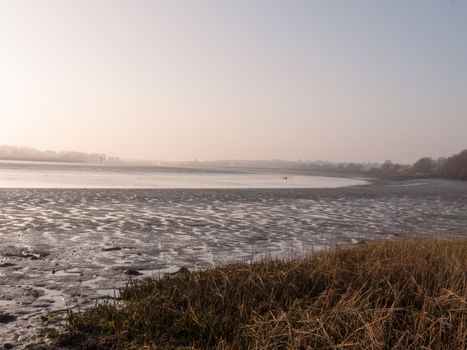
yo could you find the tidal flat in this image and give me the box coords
[0,179,467,347]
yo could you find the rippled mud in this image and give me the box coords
[1,179,467,347]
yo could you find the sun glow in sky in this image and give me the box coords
[1,0,466,162]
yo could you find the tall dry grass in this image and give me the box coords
[50,238,467,349]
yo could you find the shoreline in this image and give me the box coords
[1,179,467,348]
[46,237,467,349]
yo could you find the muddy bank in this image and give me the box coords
[1,179,467,347]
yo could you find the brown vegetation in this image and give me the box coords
[441,149,467,180]
[49,238,467,349]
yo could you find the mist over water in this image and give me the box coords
[0,161,368,189]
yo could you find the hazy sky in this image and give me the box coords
[1,1,466,163]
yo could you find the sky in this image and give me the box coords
[1,0,466,163]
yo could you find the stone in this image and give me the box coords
[102,247,122,252]
[175,266,191,274]
[0,313,16,324]
[124,269,142,276]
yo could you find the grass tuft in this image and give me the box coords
[50,238,467,349]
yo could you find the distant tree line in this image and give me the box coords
[192,149,467,181]
[375,149,467,180]
[410,150,467,180]
[195,159,383,173]
[0,145,121,164]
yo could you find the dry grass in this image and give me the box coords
[50,238,467,349]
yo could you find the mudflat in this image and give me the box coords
[0,178,467,346]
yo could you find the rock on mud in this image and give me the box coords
[102,247,123,252]
[0,313,16,324]
[124,269,142,276]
